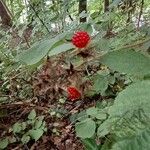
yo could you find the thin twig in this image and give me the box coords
[28,1,50,33]
[67,9,73,21]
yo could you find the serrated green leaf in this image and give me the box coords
[28,109,36,120]
[0,138,9,149]
[100,49,150,77]
[75,118,96,138]
[29,129,44,141]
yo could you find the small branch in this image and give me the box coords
[137,0,144,29]
[0,101,49,113]
[67,9,73,21]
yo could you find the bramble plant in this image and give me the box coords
[0,0,150,149]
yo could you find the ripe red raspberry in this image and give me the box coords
[71,31,90,48]
[67,86,81,101]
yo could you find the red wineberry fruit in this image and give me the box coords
[67,86,81,101]
[71,31,90,48]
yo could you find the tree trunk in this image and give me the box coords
[104,0,109,12]
[79,0,87,23]
[0,0,12,27]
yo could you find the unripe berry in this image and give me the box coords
[71,31,90,48]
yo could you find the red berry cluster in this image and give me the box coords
[71,31,90,48]
[67,86,81,101]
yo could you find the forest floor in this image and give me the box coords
[0,55,105,150]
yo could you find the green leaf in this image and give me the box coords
[80,23,93,34]
[109,0,122,9]
[0,138,9,149]
[100,49,150,77]
[12,122,22,133]
[111,128,150,150]
[16,33,67,65]
[35,119,43,129]
[96,100,109,109]
[107,75,116,84]
[0,97,8,103]
[109,80,150,117]
[28,109,36,120]
[86,107,98,117]
[70,110,88,123]
[86,107,107,120]
[96,38,111,51]
[29,129,44,141]
[21,122,27,130]
[48,43,74,57]
[16,39,54,65]
[97,118,118,137]
[97,80,150,138]
[82,138,100,150]
[93,75,109,94]
[75,118,96,139]
[96,111,107,120]
[21,134,30,144]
